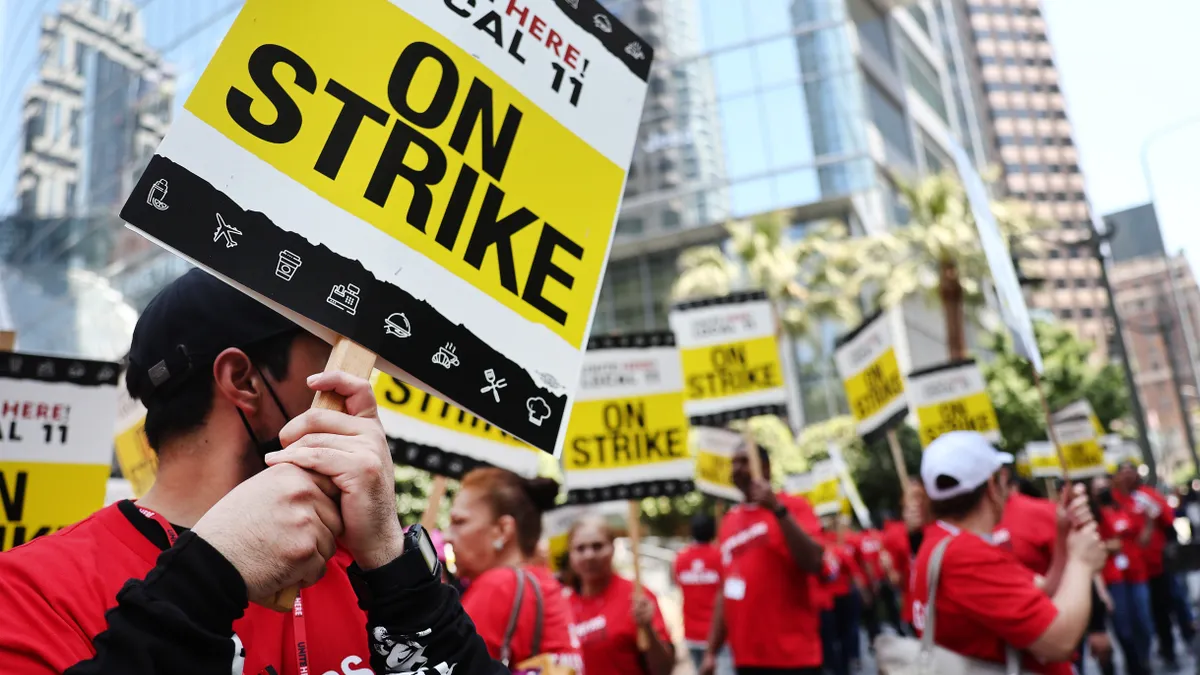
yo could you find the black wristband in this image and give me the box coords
[773,503,789,519]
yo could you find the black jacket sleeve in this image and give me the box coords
[63,531,246,675]
[354,557,508,675]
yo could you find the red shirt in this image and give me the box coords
[881,520,912,585]
[1097,506,1148,585]
[0,502,371,675]
[673,542,722,643]
[718,494,823,668]
[462,564,582,670]
[568,574,670,675]
[911,523,1069,675]
[994,492,1059,576]
[858,529,885,582]
[1114,486,1174,577]
[820,533,860,597]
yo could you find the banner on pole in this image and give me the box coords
[691,426,743,502]
[375,376,539,479]
[949,140,1043,374]
[1024,441,1062,479]
[907,359,1000,447]
[669,291,787,427]
[119,0,653,457]
[834,311,908,440]
[563,333,692,504]
[0,353,119,550]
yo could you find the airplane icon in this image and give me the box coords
[213,213,242,248]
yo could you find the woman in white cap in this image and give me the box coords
[906,431,1106,674]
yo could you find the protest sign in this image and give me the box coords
[835,311,908,440]
[375,375,539,479]
[1051,399,1105,436]
[907,359,1000,447]
[1053,417,1106,479]
[828,443,870,528]
[113,375,156,498]
[119,0,652,456]
[691,426,743,502]
[785,459,841,517]
[949,140,1043,374]
[1024,441,1062,479]
[1015,451,1033,479]
[0,352,119,550]
[669,291,787,427]
[562,333,691,504]
[1101,434,1140,473]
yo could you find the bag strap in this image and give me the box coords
[919,535,954,656]
[922,533,1022,675]
[525,569,545,657]
[500,568,528,667]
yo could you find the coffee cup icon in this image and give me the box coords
[276,250,302,281]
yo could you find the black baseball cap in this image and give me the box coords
[126,268,300,406]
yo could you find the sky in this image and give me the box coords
[1,0,1200,272]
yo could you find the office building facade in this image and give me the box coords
[1110,254,1200,475]
[963,0,1109,356]
[11,0,174,269]
[591,0,994,424]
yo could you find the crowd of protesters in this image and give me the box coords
[0,270,1195,675]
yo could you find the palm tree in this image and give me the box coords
[849,170,1051,359]
[671,209,864,340]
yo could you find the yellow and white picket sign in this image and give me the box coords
[906,360,1000,447]
[562,333,692,503]
[1101,434,1141,473]
[0,353,120,550]
[785,459,841,516]
[112,377,156,498]
[120,0,654,457]
[1024,441,1062,479]
[375,375,539,479]
[669,291,787,426]
[691,426,743,502]
[1015,451,1034,479]
[834,311,907,439]
[1051,400,1105,437]
[1054,417,1106,479]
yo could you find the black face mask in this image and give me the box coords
[1097,487,1116,507]
[236,366,291,457]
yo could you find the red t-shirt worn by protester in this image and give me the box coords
[461,564,582,670]
[0,502,372,675]
[568,574,670,675]
[821,533,860,597]
[718,494,824,669]
[994,492,1059,577]
[673,542,722,643]
[1097,506,1148,586]
[858,529,885,583]
[911,523,1070,675]
[1114,486,1173,577]
[881,519,912,585]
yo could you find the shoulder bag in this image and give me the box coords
[873,536,1032,675]
[500,568,576,675]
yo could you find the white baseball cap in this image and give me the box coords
[921,431,1014,500]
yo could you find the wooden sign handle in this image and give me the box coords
[1032,369,1071,482]
[627,500,651,651]
[886,428,910,488]
[264,336,377,613]
[421,475,449,531]
[742,429,765,483]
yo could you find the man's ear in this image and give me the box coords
[212,348,260,414]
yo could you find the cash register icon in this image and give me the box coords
[327,283,360,316]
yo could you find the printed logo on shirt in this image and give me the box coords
[991,528,1011,545]
[373,626,457,675]
[678,558,720,585]
[1132,491,1161,518]
[720,521,769,565]
[319,655,373,675]
[572,615,608,643]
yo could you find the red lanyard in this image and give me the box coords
[136,505,309,675]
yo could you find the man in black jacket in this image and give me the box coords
[0,269,505,675]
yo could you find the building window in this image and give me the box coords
[1019,136,1037,146]
[1075,278,1089,288]
[866,74,915,164]
[1055,279,1067,289]
[852,0,894,68]
[906,5,930,36]
[979,55,997,65]
[1054,192,1067,201]
[1047,164,1062,173]
[1074,191,1087,201]
[1081,308,1094,318]
[998,135,1015,145]
[1004,163,1021,174]
[1061,308,1074,319]
[1049,248,1062,259]
[973,29,990,40]
[1033,192,1047,201]
[1027,164,1044,173]
[900,34,948,121]
[617,217,644,235]
[1004,56,1019,66]
[1064,164,1080,173]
